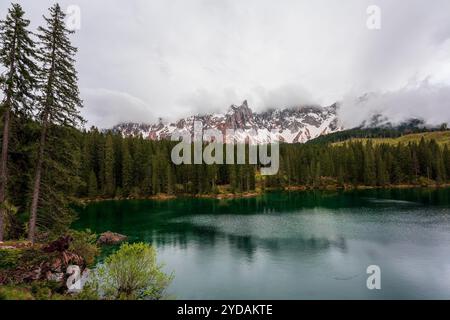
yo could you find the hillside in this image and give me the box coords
[331,130,450,146]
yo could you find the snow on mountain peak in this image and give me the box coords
[111,101,343,143]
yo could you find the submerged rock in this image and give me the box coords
[97,231,127,245]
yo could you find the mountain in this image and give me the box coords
[111,100,343,143]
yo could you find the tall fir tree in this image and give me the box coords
[28,4,83,242]
[166,164,175,195]
[444,145,450,180]
[87,170,98,197]
[363,142,376,186]
[121,138,132,196]
[375,152,389,186]
[103,134,115,197]
[0,3,38,240]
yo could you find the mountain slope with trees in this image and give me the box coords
[331,131,450,147]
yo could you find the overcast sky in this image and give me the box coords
[2,0,450,128]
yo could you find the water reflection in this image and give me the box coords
[74,188,450,299]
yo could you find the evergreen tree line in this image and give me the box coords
[308,121,449,145]
[77,129,257,198]
[76,129,450,199]
[269,139,450,188]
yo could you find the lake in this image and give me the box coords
[74,188,450,299]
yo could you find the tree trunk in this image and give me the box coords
[28,119,48,243]
[0,108,11,241]
[28,16,58,244]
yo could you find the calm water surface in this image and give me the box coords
[74,188,450,299]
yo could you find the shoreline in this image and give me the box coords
[77,183,450,204]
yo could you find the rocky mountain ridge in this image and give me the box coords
[112,100,343,143]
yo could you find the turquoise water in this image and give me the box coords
[74,188,450,299]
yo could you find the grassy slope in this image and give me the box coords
[332,131,450,146]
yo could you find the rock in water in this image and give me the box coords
[97,231,127,245]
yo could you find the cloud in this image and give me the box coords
[255,84,317,110]
[339,82,450,128]
[180,84,317,116]
[4,0,450,128]
[81,88,155,129]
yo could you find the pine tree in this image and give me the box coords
[87,170,98,197]
[141,145,153,196]
[79,133,94,196]
[411,149,420,182]
[0,3,38,240]
[104,134,115,196]
[151,153,161,194]
[313,161,321,187]
[28,4,83,243]
[166,164,175,195]
[337,164,345,188]
[376,152,389,186]
[248,165,256,191]
[36,125,82,237]
[229,165,237,193]
[435,150,446,185]
[444,145,450,181]
[363,142,376,186]
[121,138,132,196]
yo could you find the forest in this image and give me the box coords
[78,128,450,199]
[76,128,450,198]
[1,2,450,242]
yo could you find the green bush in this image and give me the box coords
[0,286,34,300]
[74,282,100,300]
[69,229,100,266]
[417,176,436,186]
[31,281,65,299]
[0,282,67,300]
[0,249,21,269]
[92,242,173,300]
[31,284,52,300]
[18,247,55,269]
[0,200,18,239]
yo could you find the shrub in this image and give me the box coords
[0,282,67,300]
[74,281,100,300]
[69,229,100,266]
[417,176,435,186]
[31,283,52,300]
[0,249,21,270]
[92,242,173,300]
[0,200,18,239]
[0,286,34,300]
[31,281,65,299]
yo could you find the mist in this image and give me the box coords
[2,0,450,128]
[339,82,450,128]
